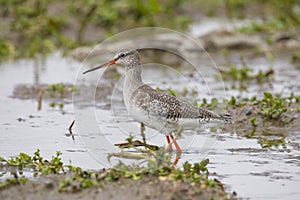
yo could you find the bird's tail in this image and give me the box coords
[197,108,233,124]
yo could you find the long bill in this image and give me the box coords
[82,59,117,74]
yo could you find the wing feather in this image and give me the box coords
[130,85,229,122]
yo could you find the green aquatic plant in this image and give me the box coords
[222,65,253,82]
[199,98,219,110]
[1,149,222,192]
[219,64,274,90]
[0,41,15,60]
[2,149,65,175]
[258,137,286,149]
[291,50,300,63]
[0,175,28,189]
[249,117,257,127]
[46,83,78,110]
[0,150,93,190]
[58,166,100,192]
[254,94,297,124]
[107,158,212,187]
[49,83,65,93]
[223,92,300,124]
[47,83,79,98]
[0,149,65,189]
[256,92,288,120]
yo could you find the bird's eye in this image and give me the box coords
[119,53,126,58]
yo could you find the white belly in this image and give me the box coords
[128,105,169,133]
[128,106,225,135]
[127,104,207,134]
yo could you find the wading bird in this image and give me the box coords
[83,49,232,152]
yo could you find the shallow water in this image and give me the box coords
[1,31,300,199]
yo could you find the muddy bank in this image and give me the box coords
[71,28,300,63]
[226,105,300,136]
[0,174,234,200]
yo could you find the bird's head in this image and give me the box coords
[82,48,140,74]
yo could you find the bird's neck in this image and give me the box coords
[124,65,144,92]
[123,65,144,107]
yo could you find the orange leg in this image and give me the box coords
[170,135,182,153]
[166,135,173,152]
[173,152,181,166]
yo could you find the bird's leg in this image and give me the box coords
[173,152,181,166]
[169,133,181,166]
[166,135,173,152]
[140,122,146,144]
[170,134,182,153]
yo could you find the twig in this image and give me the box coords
[114,140,159,151]
[108,152,153,161]
[68,120,75,132]
[67,120,75,140]
[37,89,43,111]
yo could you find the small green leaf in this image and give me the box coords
[0,157,7,162]
[250,118,257,126]
[264,92,273,99]
[19,153,31,162]
[7,159,20,166]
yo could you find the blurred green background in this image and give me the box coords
[0,0,299,60]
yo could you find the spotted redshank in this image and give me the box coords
[83,49,232,152]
